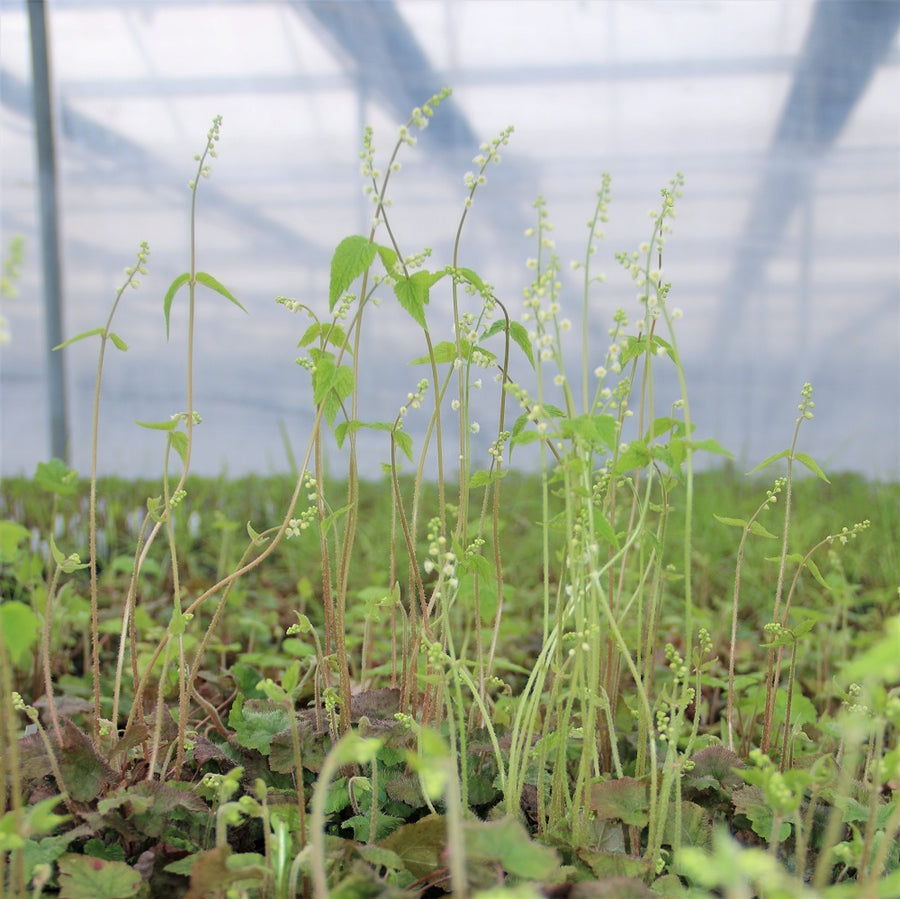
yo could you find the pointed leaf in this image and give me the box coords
[108,332,129,352]
[794,451,830,483]
[196,271,247,315]
[690,437,733,457]
[54,328,105,350]
[746,448,790,476]
[508,320,535,367]
[747,521,778,539]
[393,270,434,329]
[135,418,179,431]
[376,243,399,276]
[330,236,376,310]
[163,272,191,339]
[393,430,413,463]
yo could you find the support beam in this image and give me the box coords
[28,0,69,463]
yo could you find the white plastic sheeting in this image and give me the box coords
[1,0,898,478]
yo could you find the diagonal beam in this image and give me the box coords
[290,0,477,152]
[715,0,900,342]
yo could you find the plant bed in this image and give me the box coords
[2,93,898,898]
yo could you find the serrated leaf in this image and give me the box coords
[469,468,508,490]
[393,270,436,329]
[57,854,141,899]
[619,335,649,366]
[196,271,247,316]
[330,236,376,310]
[410,339,472,366]
[54,327,105,350]
[170,430,189,465]
[456,266,486,293]
[393,430,413,463]
[379,815,446,881]
[34,458,79,496]
[464,816,560,880]
[375,243,399,276]
[507,320,535,368]
[614,439,651,474]
[163,272,190,339]
[805,557,829,590]
[794,451,830,483]
[590,777,650,827]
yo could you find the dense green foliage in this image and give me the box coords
[2,96,898,898]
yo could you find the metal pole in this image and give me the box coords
[27,0,69,463]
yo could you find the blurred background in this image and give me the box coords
[1,0,898,480]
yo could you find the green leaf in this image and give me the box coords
[170,431,189,465]
[410,339,466,365]
[163,272,191,339]
[469,469,508,490]
[330,236,376,310]
[375,243,399,275]
[0,520,30,562]
[507,321,535,368]
[0,601,39,668]
[746,448,790,476]
[619,334,650,366]
[108,332,128,352]
[455,266,486,293]
[590,777,650,827]
[481,319,535,368]
[135,418,178,431]
[229,700,292,755]
[714,515,747,529]
[34,458,79,496]
[57,854,141,899]
[794,451,830,483]
[747,521,777,539]
[53,327,105,350]
[387,430,410,463]
[378,815,446,881]
[464,816,560,880]
[393,270,438,330]
[559,413,618,452]
[246,521,268,545]
[805,557,829,591]
[690,437,733,457]
[614,440,651,474]
[195,271,247,316]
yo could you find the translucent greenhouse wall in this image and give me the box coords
[0,0,898,479]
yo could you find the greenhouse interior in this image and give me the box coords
[1,0,898,479]
[4,4,900,897]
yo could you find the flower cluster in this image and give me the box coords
[398,378,429,419]
[462,125,514,209]
[189,114,222,189]
[123,241,150,290]
[285,472,319,539]
[797,381,815,422]
[422,518,458,596]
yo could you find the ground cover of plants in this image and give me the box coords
[1,92,898,898]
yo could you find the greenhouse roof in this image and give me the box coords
[1,0,898,478]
